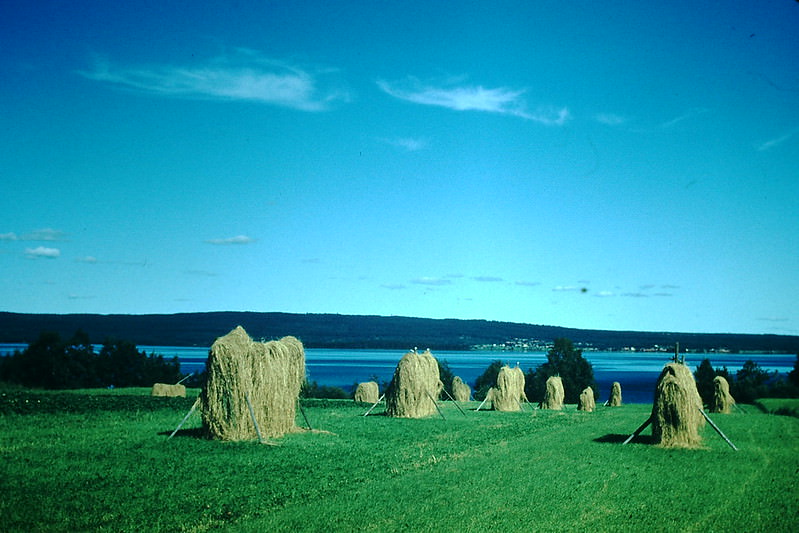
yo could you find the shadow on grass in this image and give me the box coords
[158,427,206,439]
[593,433,656,445]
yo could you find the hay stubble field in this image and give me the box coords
[1,388,797,532]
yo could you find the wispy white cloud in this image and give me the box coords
[25,246,60,259]
[515,280,541,287]
[661,107,709,128]
[377,77,570,125]
[473,276,504,282]
[204,235,256,245]
[382,137,428,151]
[757,127,799,151]
[75,256,98,264]
[595,290,615,297]
[595,113,626,126]
[411,277,452,286]
[79,49,349,111]
[2,228,67,241]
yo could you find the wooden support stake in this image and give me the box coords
[699,408,738,451]
[476,395,490,412]
[168,396,200,440]
[363,393,385,417]
[245,393,265,444]
[441,388,467,416]
[175,373,192,385]
[426,391,446,420]
[298,399,313,430]
[623,416,652,445]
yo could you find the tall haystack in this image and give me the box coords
[151,383,186,397]
[354,381,380,403]
[711,375,735,414]
[492,366,528,411]
[385,349,443,418]
[201,326,305,441]
[541,376,564,410]
[608,381,622,406]
[452,376,471,402]
[577,387,595,412]
[651,363,705,448]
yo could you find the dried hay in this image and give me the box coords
[354,381,380,403]
[201,326,305,441]
[651,362,705,448]
[385,349,443,418]
[452,376,471,402]
[711,375,735,414]
[577,387,595,412]
[492,365,528,411]
[608,381,622,406]
[151,383,186,397]
[541,375,564,410]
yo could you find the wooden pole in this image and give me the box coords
[168,396,200,439]
[175,373,192,385]
[699,408,738,451]
[476,393,491,412]
[245,393,265,444]
[363,393,385,417]
[426,391,446,420]
[623,416,652,445]
[297,399,313,430]
[441,388,467,416]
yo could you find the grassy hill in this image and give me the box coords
[2,311,798,352]
[1,389,797,532]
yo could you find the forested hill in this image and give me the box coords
[1,311,797,353]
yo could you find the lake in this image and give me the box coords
[1,343,793,403]
[4,343,790,404]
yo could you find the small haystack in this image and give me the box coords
[151,383,186,397]
[201,326,305,441]
[710,376,735,414]
[651,363,705,448]
[452,376,471,402]
[492,366,528,411]
[608,381,622,406]
[541,375,564,410]
[577,387,595,412]
[385,349,443,418]
[354,381,380,404]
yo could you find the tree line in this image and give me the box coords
[0,330,184,389]
[694,356,799,404]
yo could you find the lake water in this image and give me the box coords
[4,343,792,404]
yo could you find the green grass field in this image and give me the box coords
[1,389,797,532]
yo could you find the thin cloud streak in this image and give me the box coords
[377,78,569,125]
[79,49,349,111]
[204,235,256,245]
[411,277,452,286]
[757,127,799,151]
[25,246,60,259]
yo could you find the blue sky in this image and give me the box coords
[2,1,798,335]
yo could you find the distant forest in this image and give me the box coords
[1,312,797,353]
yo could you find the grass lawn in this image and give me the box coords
[1,389,797,532]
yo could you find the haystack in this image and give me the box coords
[452,376,471,402]
[354,381,380,404]
[651,363,705,448]
[201,326,305,441]
[541,375,564,410]
[710,375,735,414]
[492,366,528,411]
[608,381,622,406]
[385,350,443,418]
[577,387,595,412]
[151,383,186,397]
